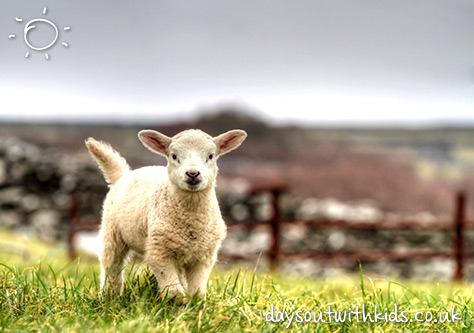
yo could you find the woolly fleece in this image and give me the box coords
[85,129,247,302]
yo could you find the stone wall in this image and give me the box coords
[0,138,107,240]
[0,138,440,239]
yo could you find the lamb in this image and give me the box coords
[85,128,247,301]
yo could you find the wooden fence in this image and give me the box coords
[67,184,473,282]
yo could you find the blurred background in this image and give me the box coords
[1,0,474,281]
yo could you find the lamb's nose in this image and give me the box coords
[186,171,200,179]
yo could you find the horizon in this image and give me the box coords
[4,109,474,130]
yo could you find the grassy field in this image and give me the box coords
[0,230,473,332]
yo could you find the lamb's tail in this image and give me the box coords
[85,138,130,185]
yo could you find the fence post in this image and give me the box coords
[269,189,282,272]
[453,191,466,282]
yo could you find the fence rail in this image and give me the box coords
[223,190,471,282]
[67,185,472,282]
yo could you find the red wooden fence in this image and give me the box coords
[67,185,472,282]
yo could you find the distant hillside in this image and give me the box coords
[3,110,474,215]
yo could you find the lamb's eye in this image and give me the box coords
[208,154,214,160]
[172,154,177,160]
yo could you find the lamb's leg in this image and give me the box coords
[146,250,185,300]
[186,260,214,299]
[99,227,129,295]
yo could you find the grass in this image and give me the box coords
[0,230,473,332]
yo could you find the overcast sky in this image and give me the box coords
[1,0,473,125]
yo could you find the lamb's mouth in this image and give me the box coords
[186,179,201,189]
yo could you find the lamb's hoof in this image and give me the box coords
[99,283,123,299]
[180,296,191,305]
[181,290,205,305]
[162,284,187,304]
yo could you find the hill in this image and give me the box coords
[2,110,474,215]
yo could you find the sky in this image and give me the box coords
[0,0,473,126]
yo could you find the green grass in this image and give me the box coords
[0,230,473,332]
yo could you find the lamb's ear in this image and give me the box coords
[213,130,247,156]
[138,130,172,157]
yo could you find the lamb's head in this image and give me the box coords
[138,129,247,192]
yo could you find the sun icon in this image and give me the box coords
[8,7,70,60]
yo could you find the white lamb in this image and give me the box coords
[85,129,247,301]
